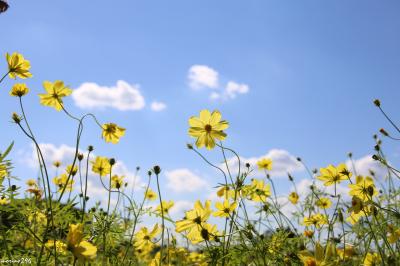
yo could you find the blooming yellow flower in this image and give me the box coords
[111,175,124,189]
[38,80,72,111]
[248,179,271,202]
[316,197,332,209]
[102,123,126,144]
[257,158,272,171]
[26,178,37,187]
[66,164,78,176]
[53,173,74,192]
[134,224,161,250]
[67,223,97,260]
[176,200,211,233]
[0,196,10,205]
[91,156,111,176]
[188,109,229,150]
[156,200,174,216]
[288,192,299,204]
[363,252,381,266]
[6,52,32,79]
[317,163,350,186]
[9,83,29,97]
[348,176,378,202]
[213,200,237,218]
[187,223,218,244]
[45,240,67,255]
[303,213,328,228]
[145,188,157,201]
[53,161,61,168]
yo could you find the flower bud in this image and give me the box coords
[153,165,161,175]
[88,145,94,152]
[380,128,389,136]
[11,112,22,124]
[373,99,381,107]
[109,158,116,166]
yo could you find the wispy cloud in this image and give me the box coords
[165,168,209,193]
[150,101,167,112]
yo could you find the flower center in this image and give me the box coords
[204,124,212,133]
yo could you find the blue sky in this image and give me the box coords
[1,1,400,217]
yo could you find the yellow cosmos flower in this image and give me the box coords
[156,200,174,216]
[187,223,218,244]
[52,173,74,192]
[213,200,237,218]
[26,178,37,187]
[91,156,111,177]
[317,163,351,186]
[303,213,328,228]
[248,179,271,202]
[111,175,124,189]
[298,242,337,266]
[145,188,157,201]
[0,196,10,205]
[6,52,32,79]
[316,197,332,209]
[348,176,378,202]
[363,252,381,266]
[134,224,161,250]
[288,192,299,204]
[38,80,72,111]
[67,223,97,260]
[257,158,272,171]
[188,109,229,150]
[176,200,211,233]
[101,123,126,144]
[66,165,78,176]
[9,83,29,97]
[53,161,62,168]
[45,240,67,255]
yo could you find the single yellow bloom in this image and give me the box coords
[316,197,332,209]
[317,163,350,186]
[156,200,174,216]
[257,158,272,171]
[91,156,111,177]
[67,223,97,260]
[6,52,32,79]
[176,200,211,233]
[66,165,78,176]
[102,123,126,144]
[288,192,299,204]
[111,175,125,189]
[9,83,29,97]
[248,179,271,202]
[187,223,218,244]
[303,213,328,228]
[188,109,229,150]
[363,252,381,266]
[45,240,67,255]
[53,161,62,168]
[348,176,377,202]
[38,80,72,111]
[26,178,37,187]
[0,196,10,205]
[52,173,74,192]
[213,200,237,218]
[134,224,161,250]
[145,188,157,201]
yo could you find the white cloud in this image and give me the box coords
[222,149,304,177]
[225,81,249,99]
[188,65,219,90]
[346,154,387,178]
[72,80,145,111]
[295,178,349,199]
[169,200,193,216]
[150,101,167,112]
[165,168,209,193]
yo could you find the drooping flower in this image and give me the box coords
[101,123,126,144]
[91,156,111,177]
[257,158,272,171]
[188,109,229,150]
[9,83,29,97]
[111,175,124,189]
[248,179,271,202]
[288,192,299,204]
[348,176,378,202]
[6,52,32,79]
[317,164,350,186]
[38,80,72,111]
[52,173,75,192]
[187,223,219,244]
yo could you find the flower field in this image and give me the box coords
[1,53,400,266]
